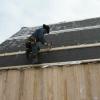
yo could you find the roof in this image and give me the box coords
[0,17,100,53]
[0,17,100,67]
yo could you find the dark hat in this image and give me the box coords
[43,24,50,33]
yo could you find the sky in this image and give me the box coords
[0,0,100,44]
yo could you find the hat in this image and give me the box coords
[43,24,50,33]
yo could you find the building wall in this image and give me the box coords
[0,63,100,100]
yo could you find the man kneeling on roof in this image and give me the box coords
[25,24,51,64]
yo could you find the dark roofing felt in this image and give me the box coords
[0,17,100,67]
[0,17,100,53]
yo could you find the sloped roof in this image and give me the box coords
[0,17,100,67]
[0,17,100,53]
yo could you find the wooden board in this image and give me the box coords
[0,63,100,100]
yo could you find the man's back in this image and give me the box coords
[32,28,46,44]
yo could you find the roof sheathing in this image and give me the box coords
[0,17,100,68]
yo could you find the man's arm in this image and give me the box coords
[39,35,52,47]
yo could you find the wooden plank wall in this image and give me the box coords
[0,63,100,100]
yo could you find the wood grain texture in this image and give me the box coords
[0,63,100,100]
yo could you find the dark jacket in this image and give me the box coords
[32,28,47,44]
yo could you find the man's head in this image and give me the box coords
[43,24,50,33]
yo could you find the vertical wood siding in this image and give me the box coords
[0,63,100,100]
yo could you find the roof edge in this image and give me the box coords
[0,58,100,70]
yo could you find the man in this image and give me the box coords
[25,24,51,63]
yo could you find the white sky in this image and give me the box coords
[0,0,100,44]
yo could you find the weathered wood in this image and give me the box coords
[4,70,20,100]
[0,63,100,100]
[0,71,7,100]
[20,69,43,100]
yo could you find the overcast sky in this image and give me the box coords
[0,0,100,44]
